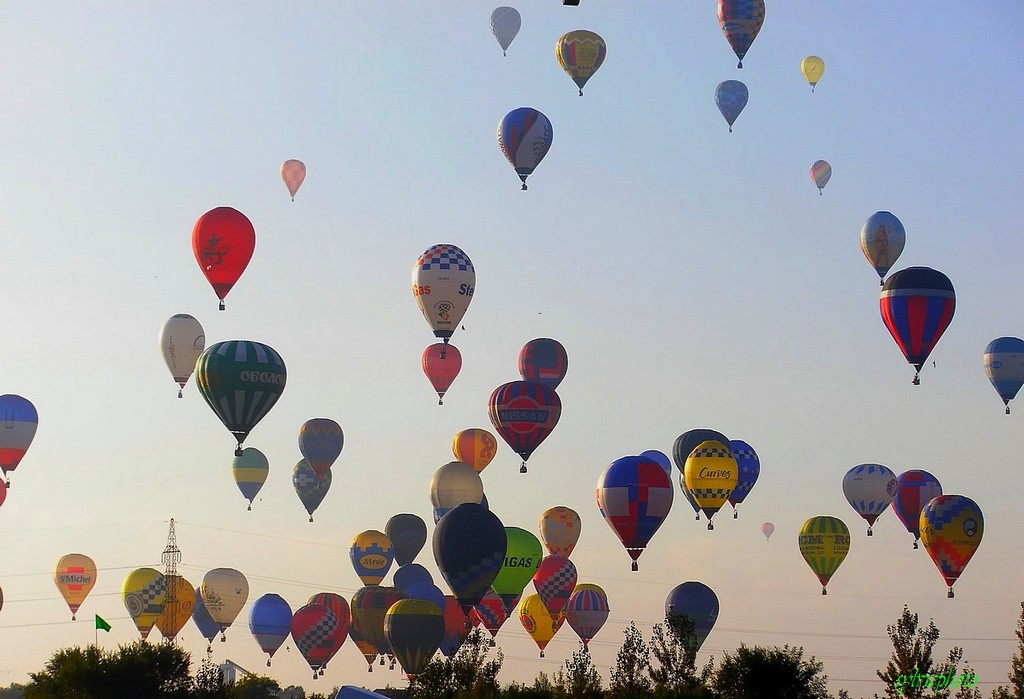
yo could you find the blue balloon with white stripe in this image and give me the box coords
[984,337,1024,414]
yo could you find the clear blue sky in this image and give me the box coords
[1,2,1023,696]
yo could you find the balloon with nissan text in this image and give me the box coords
[497,107,553,190]
[412,243,475,348]
[488,380,561,473]
[192,206,255,311]
[880,267,955,385]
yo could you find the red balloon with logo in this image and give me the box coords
[487,381,561,473]
[422,343,462,405]
[192,206,256,311]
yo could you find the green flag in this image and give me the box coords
[95,615,111,632]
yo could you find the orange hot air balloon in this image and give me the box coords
[281,159,306,201]
[192,207,256,311]
[155,575,196,642]
[54,554,98,620]
[452,428,498,474]
[422,343,462,405]
[539,506,581,558]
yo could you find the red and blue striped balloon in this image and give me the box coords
[880,267,955,384]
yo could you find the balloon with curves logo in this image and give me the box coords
[920,495,984,598]
[683,441,738,530]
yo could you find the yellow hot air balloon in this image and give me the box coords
[155,575,195,642]
[920,495,984,599]
[122,567,168,639]
[801,56,825,92]
[350,530,395,585]
[539,506,581,558]
[518,593,564,658]
[54,553,98,620]
[683,441,738,530]
[555,30,607,96]
[451,428,498,474]
[799,516,850,595]
[281,159,306,201]
[201,567,249,641]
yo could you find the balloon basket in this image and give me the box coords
[948,588,954,599]
[380,657,385,665]
[631,561,638,572]
[267,660,271,667]
[312,672,318,680]
[177,389,183,398]
[234,445,243,457]
[540,651,545,658]
[733,511,738,519]
[221,634,226,643]
[707,522,714,531]
[490,639,496,647]
[1007,406,1011,415]
[368,666,372,673]
[247,504,252,511]
[867,529,873,537]
[821,588,827,596]
[694,514,699,521]
[309,516,313,523]
[913,541,918,549]
[912,374,920,386]
[219,301,225,311]
[521,183,528,191]
[520,463,527,474]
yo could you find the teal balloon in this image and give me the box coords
[293,459,330,521]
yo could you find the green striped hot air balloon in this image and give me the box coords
[798,516,850,595]
[196,340,287,455]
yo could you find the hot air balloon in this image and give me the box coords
[639,450,673,481]
[405,581,446,614]
[880,267,955,385]
[533,554,577,619]
[984,337,1024,414]
[810,160,831,195]
[293,459,330,522]
[842,464,898,536]
[683,441,738,530]
[385,599,446,679]
[195,340,287,455]
[249,594,293,666]
[799,516,850,595]
[715,80,748,132]
[122,567,167,640]
[308,592,351,671]
[351,531,395,585]
[518,338,569,390]
[281,159,306,201]
[555,30,607,96]
[386,514,428,566]
[493,527,542,615]
[518,593,564,658]
[497,107,553,190]
[54,554,97,620]
[232,447,269,510]
[452,428,499,474]
[201,567,249,642]
[488,380,561,473]
[292,603,341,678]
[160,314,205,398]
[423,343,462,405]
[565,584,608,646]
[892,470,943,549]
[471,589,509,645]
[673,429,730,477]
[861,211,907,286]
[298,417,343,481]
[430,461,484,523]
[727,439,759,518]
[490,7,521,56]
[921,495,984,598]
[394,564,433,594]
[539,506,581,558]
[440,595,472,658]
[192,206,256,311]
[192,588,220,651]
[0,394,37,486]
[596,454,673,570]
[352,585,406,666]
[155,575,195,643]
[665,581,719,651]
[801,56,825,91]
[347,608,379,671]
[412,243,476,347]
[717,0,765,68]
[433,503,507,615]
[761,522,774,540]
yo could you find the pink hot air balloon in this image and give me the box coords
[761,522,774,540]
[422,343,462,405]
[281,159,307,201]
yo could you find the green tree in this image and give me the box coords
[648,612,715,694]
[875,606,970,699]
[26,642,192,699]
[712,644,829,699]
[994,602,1024,698]
[609,621,652,698]
[409,628,503,699]
[0,685,26,699]
[193,656,228,699]
[227,675,281,699]
[554,644,602,699]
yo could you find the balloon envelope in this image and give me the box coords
[430,461,484,522]
[352,585,407,658]
[351,530,395,586]
[488,381,561,468]
[717,0,765,68]
[518,593,564,657]
[533,554,577,618]
[54,554,97,620]
[422,343,462,404]
[761,522,774,540]
[440,595,471,658]
[801,56,825,89]
[386,514,428,567]
[195,340,287,453]
[639,450,673,480]
[683,441,739,525]
[232,447,269,508]
[192,588,220,646]
[714,80,748,131]
[566,584,609,646]
[843,464,898,534]
[155,575,196,642]
[393,563,433,592]
[518,338,569,390]
[281,159,306,200]
[307,592,351,668]
[201,568,249,637]
[160,314,205,396]
[0,394,38,481]
[122,567,167,639]
[891,470,943,545]
[920,495,984,598]
[249,593,293,661]
[665,581,719,651]
[860,211,906,284]
[810,160,832,192]
[492,527,542,614]
[555,30,607,95]
[539,506,581,558]
[880,267,955,383]
[497,108,553,189]
[298,418,344,480]
[596,455,673,569]
[984,337,1024,412]
[799,516,850,594]
[490,7,521,54]
[192,207,255,309]
[292,603,341,672]
[433,503,507,614]
[293,459,331,520]
[727,439,759,512]
[452,428,499,474]
[385,599,445,678]
[412,243,476,341]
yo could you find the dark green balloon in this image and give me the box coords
[384,598,445,678]
[196,340,286,454]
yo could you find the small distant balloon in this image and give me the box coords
[860,212,906,286]
[293,459,331,522]
[715,80,748,132]
[192,207,256,311]
[160,314,205,398]
[801,56,825,91]
[232,447,269,510]
[490,7,521,56]
[555,30,607,96]
[983,337,1024,414]
[810,160,831,194]
[761,522,774,540]
[0,394,38,485]
[281,159,306,201]
[423,343,462,405]
[518,338,569,390]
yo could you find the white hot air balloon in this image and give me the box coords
[160,314,205,398]
[412,244,475,353]
[842,464,898,536]
[489,7,521,56]
[201,567,249,641]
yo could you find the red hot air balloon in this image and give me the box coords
[488,381,561,473]
[422,343,462,405]
[292,603,342,679]
[192,207,256,311]
[880,267,955,385]
[532,555,577,618]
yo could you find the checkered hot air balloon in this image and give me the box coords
[122,567,167,640]
[281,159,306,201]
[920,495,984,599]
[518,338,569,390]
[307,592,350,674]
[727,439,759,518]
[412,244,475,347]
[293,459,331,522]
[470,589,509,645]
[533,554,577,619]
[440,595,471,658]
[292,603,341,679]
[596,454,674,570]
[717,0,765,69]
[683,441,738,530]
[539,506,581,558]
[715,80,748,132]
[880,267,955,385]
